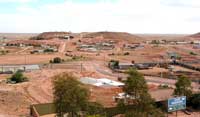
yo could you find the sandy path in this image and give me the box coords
[58,41,67,53]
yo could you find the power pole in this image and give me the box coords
[24,54,27,71]
[81,63,83,73]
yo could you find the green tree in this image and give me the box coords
[53,73,89,117]
[53,57,62,63]
[117,99,126,113]
[187,93,200,110]
[86,115,105,117]
[9,70,27,83]
[85,102,105,116]
[121,69,164,117]
[123,68,148,102]
[174,75,192,97]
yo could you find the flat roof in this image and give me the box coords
[80,77,124,87]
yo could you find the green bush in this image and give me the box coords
[109,60,119,69]
[85,102,104,116]
[44,48,54,53]
[0,50,9,55]
[124,52,130,56]
[49,60,53,63]
[187,93,200,110]
[9,71,28,83]
[189,52,197,55]
[52,57,62,63]
[151,40,160,44]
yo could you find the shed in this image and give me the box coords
[118,63,135,70]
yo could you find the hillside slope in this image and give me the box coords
[82,31,143,43]
[189,32,200,39]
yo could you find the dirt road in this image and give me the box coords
[58,41,67,53]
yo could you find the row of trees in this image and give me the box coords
[53,69,199,117]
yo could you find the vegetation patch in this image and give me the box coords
[50,57,64,63]
[7,71,28,84]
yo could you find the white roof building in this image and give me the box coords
[80,77,124,87]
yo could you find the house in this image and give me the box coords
[80,77,124,87]
[0,64,40,73]
[167,52,180,59]
[79,44,94,48]
[62,35,74,40]
[176,41,188,45]
[80,48,97,52]
[94,42,115,50]
[123,43,141,50]
[193,44,200,49]
[118,63,135,70]
[135,63,150,70]
[193,41,200,44]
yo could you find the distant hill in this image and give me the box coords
[36,32,71,40]
[0,33,38,40]
[82,31,142,42]
[189,32,200,39]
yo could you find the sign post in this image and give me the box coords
[168,96,186,116]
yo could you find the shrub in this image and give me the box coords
[190,52,197,55]
[8,71,28,83]
[109,60,119,69]
[187,93,200,110]
[151,40,160,44]
[49,60,53,63]
[53,57,62,63]
[44,48,54,53]
[158,84,169,89]
[124,52,130,56]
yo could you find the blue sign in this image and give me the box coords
[168,96,186,112]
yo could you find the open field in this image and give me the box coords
[0,54,67,65]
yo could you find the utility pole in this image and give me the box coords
[24,54,27,71]
[81,63,83,73]
[24,54,27,65]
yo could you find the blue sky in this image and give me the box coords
[0,0,200,33]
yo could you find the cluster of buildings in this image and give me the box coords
[77,41,115,52]
[117,62,155,70]
[147,40,200,45]
[30,46,58,54]
[123,43,144,50]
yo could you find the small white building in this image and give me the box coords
[80,77,124,87]
[176,41,188,45]
[193,41,200,44]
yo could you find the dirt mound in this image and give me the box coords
[82,31,142,42]
[189,32,200,39]
[36,32,71,40]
